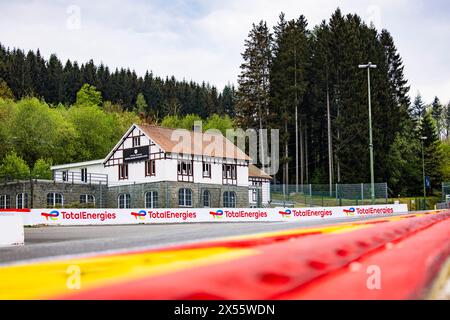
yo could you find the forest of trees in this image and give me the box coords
[0,8,449,196]
[0,83,234,180]
[235,8,450,196]
[0,43,236,118]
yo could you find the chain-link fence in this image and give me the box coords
[442,182,450,202]
[437,182,450,209]
[270,183,388,207]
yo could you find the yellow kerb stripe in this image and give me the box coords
[0,247,256,300]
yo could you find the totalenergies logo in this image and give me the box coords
[343,207,356,216]
[210,210,224,219]
[41,210,60,221]
[131,210,147,220]
[279,209,292,218]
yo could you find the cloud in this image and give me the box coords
[0,0,449,103]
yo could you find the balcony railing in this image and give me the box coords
[53,171,108,185]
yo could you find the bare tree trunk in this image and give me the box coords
[285,119,289,189]
[305,126,309,184]
[294,46,299,193]
[300,119,304,190]
[327,84,333,194]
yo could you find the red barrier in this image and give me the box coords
[0,209,30,213]
[61,211,450,300]
[278,216,450,299]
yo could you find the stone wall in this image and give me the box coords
[0,180,107,208]
[0,180,249,209]
[0,181,32,208]
[107,181,249,208]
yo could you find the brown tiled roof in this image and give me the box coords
[249,164,272,180]
[137,124,251,161]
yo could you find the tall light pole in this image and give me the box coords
[420,136,427,206]
[359,62,377,204]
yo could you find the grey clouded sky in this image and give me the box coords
[1,0,449,103]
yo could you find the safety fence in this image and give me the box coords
[3,204,408,226]
[443,182,450,202]
[270,183,388,208]
[435,182,450,210]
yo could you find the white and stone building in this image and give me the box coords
[45,124,272,209]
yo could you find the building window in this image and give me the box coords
[203,190,211,207]
[178,188,193,207]
[80,194,95,206]
[119,164,129,180]
[47,193,63,208]
[252,189,258,202]
[62,171,69,182]
[223,191,236,208]
[251,181,261,203]
[202,162,211,178]
[222,164,237,185]
[81,168,88,183]
[0,195,11,209]
[118,194,131,209]
[177,160,193,182]
[133,136,141,147]
[145,191,158,208]
[145,160,156,176]
[16,193,29,209]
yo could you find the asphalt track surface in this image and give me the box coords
[0,215,402,265]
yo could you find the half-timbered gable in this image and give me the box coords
[48,123,272,208]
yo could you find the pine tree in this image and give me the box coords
[380,30,410,111]
[46,54,64,103]
[270,13,310,184]
[235,20,272,130]
[431,96,443,138]
[220,84,236,117]
[419,112,443,191]
[386,125,422,196]
[446,102,450,139]
[63,60,83,104]
[410,93,426,124]
[307,22,334,187]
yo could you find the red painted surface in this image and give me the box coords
[0,209,30,213]
[278,217,450,300]
[60,211,450,300]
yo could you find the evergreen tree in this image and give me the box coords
[235,20,272,130]
[419,112,443,191]
[380,30,410,110]
[446,102,450,139]
[46,54,64,103]
[220,84,236,117]
[63,60,83,104]
[306,22,333,186]
[386,118,422,196]
[270,13,310,184]
[410,93,426,124]
[0,42,233,118]
[431,96,443,138]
